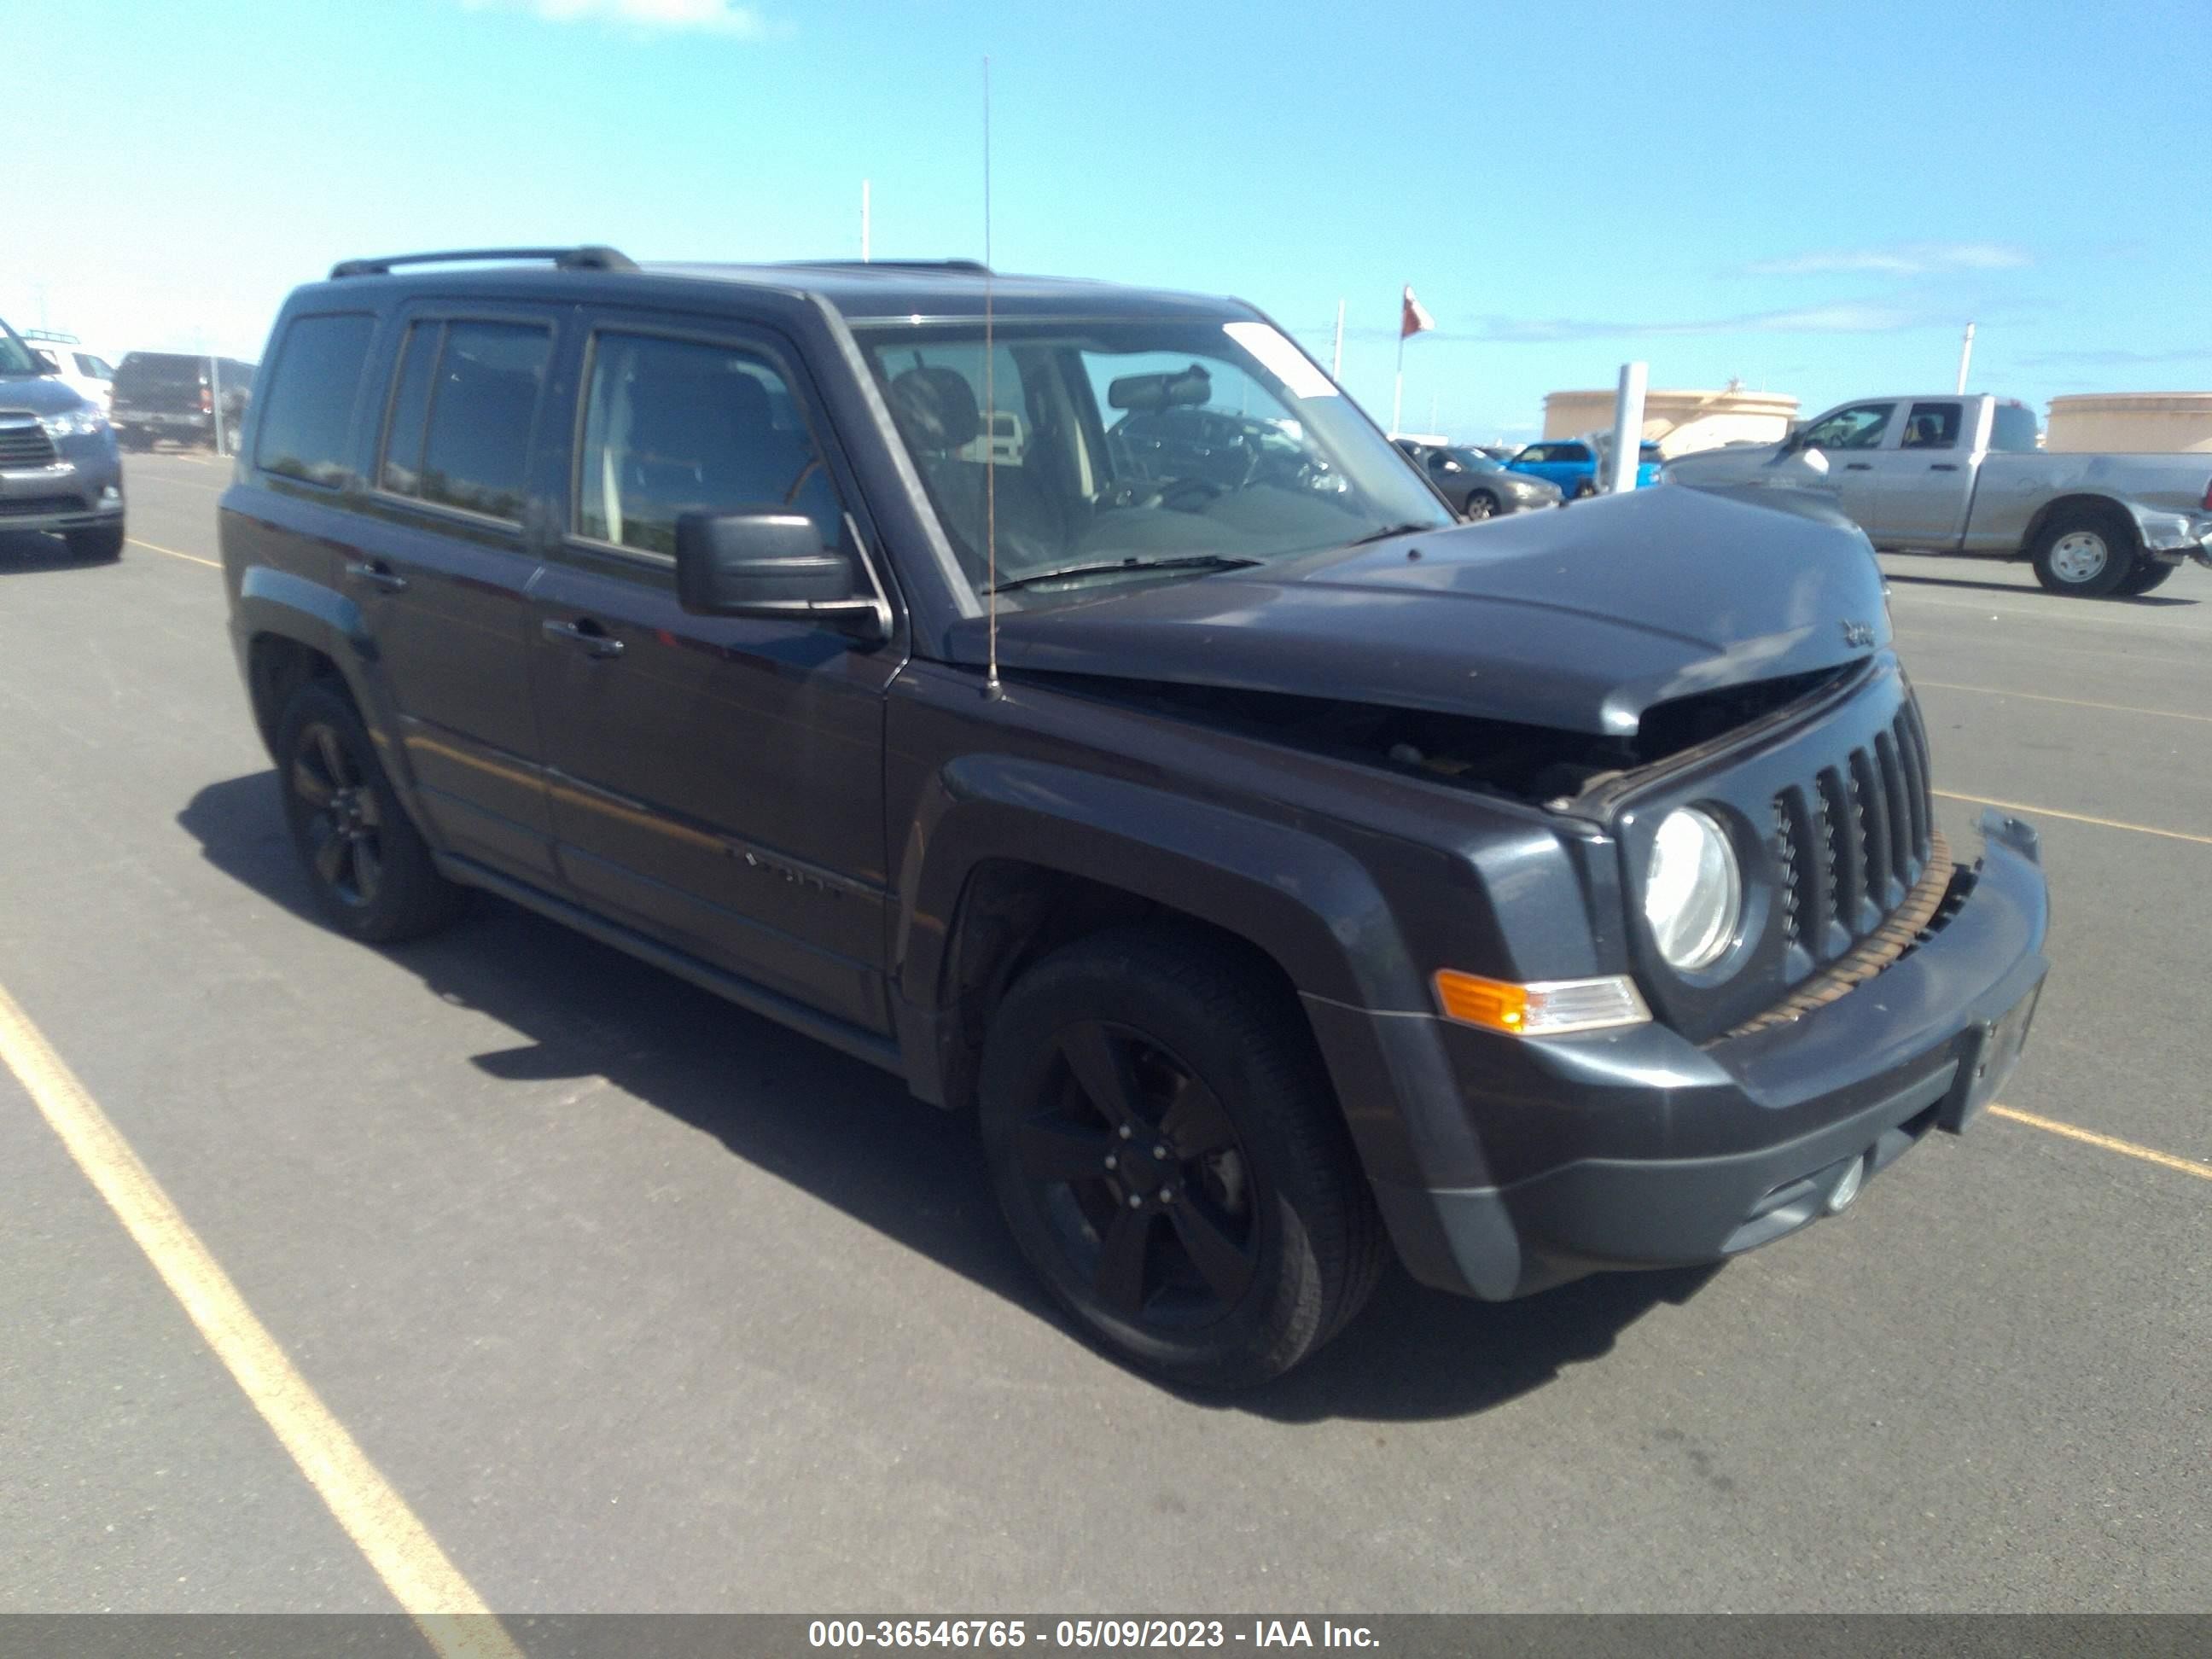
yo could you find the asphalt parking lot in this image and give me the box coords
[3,450,2207,1618]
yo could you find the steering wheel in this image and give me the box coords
[1097,474,1227,514]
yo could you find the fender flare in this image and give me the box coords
[231,568,419,804]
[895,754,1424,1017]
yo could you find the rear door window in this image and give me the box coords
[1901,402,1962,450]
[379,319,551,522]
[252,313,375,486]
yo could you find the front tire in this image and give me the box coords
[276,680,467,943]
[1464,491,1498,521]
[64,525,125,562]
[979,927,1386,1389]
[2030,507,2136,597]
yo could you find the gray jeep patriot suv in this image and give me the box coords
[219,247,2049,1387]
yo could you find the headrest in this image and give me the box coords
[888,365,980,452]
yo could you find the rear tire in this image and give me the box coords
[64,525,125,562]
[978,926,1386,1389]
[1570,478,1597,500]
[2116,558,2177,597]
[276,680,468,943]
[2030,506,2136,597]
[1464,491,1498,521]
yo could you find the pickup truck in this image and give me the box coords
[219,249,2050,1387]
[1664,393,2212,597]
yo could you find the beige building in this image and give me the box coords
[2045,393,2212,453]
[1542,385,1799,457]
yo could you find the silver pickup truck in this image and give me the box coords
[1665,393,2212,597]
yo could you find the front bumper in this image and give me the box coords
[1327,812,2050,1301]
[0,440,125,534]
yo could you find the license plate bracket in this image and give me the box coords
[1939,979,2043,1134]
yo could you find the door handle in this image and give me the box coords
[344,559,408,593]
[1929,463,1959,471]
[1843,462,1873,471]
[542,618,625,659]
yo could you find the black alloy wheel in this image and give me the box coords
[980,928,1385,1388]
[275,680,467,942]
[291,717,386,910]
[1011,1019,1260,1327]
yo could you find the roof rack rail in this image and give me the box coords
[329,246,637,280]
[22,328,83,345]
[779,259,992,275]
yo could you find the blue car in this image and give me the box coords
[1507,437,1663,499]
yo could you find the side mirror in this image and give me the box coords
[673,510,886,640]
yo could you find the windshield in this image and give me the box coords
[859,317,1452,609]
[0,317,42,376]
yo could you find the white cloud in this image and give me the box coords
[464,0,778,36]
[1744,242,2030,276]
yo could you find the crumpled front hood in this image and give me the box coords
[949,485,1890,736]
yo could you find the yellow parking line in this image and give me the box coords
[1933,790,2212,847]
[1989,1104,2212,1182]
[0,984,521,1659]
[128,536,219,569]
[1915,681,2212,726]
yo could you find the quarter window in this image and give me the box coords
[252,313,375,487]
[1989,404,2040,452]
[380,320,550,521]
[575,333,840,557]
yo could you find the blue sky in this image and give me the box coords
[9,0,2208,441]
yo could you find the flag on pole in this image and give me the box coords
[1400,286,1436,340]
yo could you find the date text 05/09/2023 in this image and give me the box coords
[806,1619,1381,1649]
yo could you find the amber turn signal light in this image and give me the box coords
[1431,969,1650,1037]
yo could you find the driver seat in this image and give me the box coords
[887,365,1065,578]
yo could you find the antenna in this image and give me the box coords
[982,54,1001,699]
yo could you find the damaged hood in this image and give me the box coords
[949,485,1891,736]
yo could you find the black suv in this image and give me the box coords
[112,351,256,451]
[218,248,2049,1387]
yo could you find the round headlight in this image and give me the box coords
[1644,807,1742,972]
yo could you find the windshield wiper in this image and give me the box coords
[1342,521,1434,549]
[987,554,1260,594]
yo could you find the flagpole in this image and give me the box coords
[1391,329,1405,438]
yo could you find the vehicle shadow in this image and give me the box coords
[178,768,1711,1423]
[1882,569,2197,607]
[0,529,112,574]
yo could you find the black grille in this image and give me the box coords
[1773,696,1936,976]
[0,495,79,517]
[0,419,59,469]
